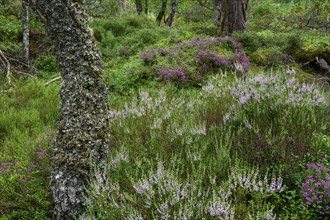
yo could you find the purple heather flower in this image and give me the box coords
[316,97,325,104]
[286,68,296,75]
[2,162,11,167]
[239,93,251,105]
[20,178,28,182]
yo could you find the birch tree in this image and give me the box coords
[22,0,29,61]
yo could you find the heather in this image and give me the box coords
[139,36,250,85]
[1,0,330,219]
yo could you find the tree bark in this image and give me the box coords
[215,0,248,35]
[22,0,29,61]
[165,0,176,27]
[227,0,247,34]
[27,0,110,219]
[156,0,167,25]
[136,0,143,15]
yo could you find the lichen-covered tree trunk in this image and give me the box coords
[135,0,143,15]
[156,0,167,25]
[165,0,176,27]
[22,0,29,61]
[28,0,110,219]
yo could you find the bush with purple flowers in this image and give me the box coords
[140,48,158,65]
[301,163,330,216]
[139,36,250,85]
[156,66,188,85]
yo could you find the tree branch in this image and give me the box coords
[0,50,15,87]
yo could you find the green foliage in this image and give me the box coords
[233,30,303,66]
[248,0,330,32]
[234,30,330,66]
[0,15,22,53]
[32,54,59,76]
[0,80,59,157]
[0,131,53,219]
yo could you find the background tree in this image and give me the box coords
[27,0,110,218]
[156,0,167,25]
[215,0,248,35]
[144,0,148,14]
[22,0,29,61]
[165,0,176,27]
[135,0,143,14]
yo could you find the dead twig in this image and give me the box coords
[2,51,39,76]
[0,50,15,87]
[45,76,61,86]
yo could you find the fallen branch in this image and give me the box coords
[0,51,41,78]
[0,50,15,87]
[45,76,61,86]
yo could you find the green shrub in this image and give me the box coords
[33,54,59,74]
[234,30,307,65]
[0,131,53,220]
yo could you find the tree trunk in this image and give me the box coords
[27,0,110,219]
[136,0,143,15]
[227,0,247,34]
[22,0,29,61]
[165,0,176,27]
[156,0,167,25]
[216,0,248,35]
[144,0,148,14]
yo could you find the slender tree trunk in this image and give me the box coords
[165,0,176,27]
[144,0,148,14]
[27,0,110,219]
[135,0,143,15]
[156,0,167,25]
[22,0,29,61]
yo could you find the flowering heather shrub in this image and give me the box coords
[200,70,329,168]
[195,50,231,73]
[140,48,158,65]
[139,36,250,85]
[234,49,250,76]
[156,66,188,84]
[301,163,330,215]
[87,69,328,219]
[89,160,283,219]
